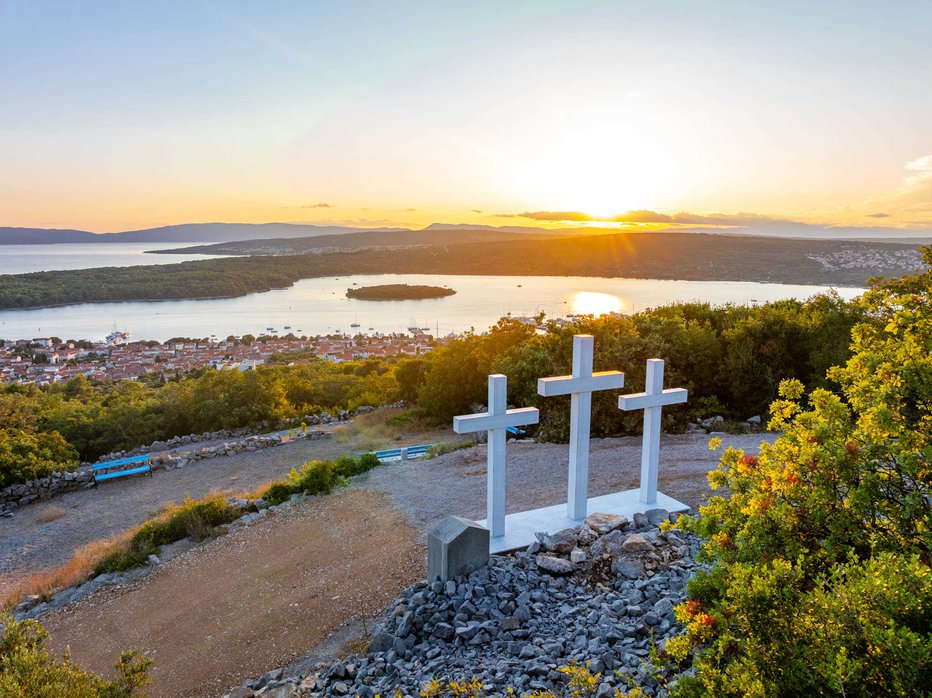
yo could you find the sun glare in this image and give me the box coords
[506,104,671,218]
[571,291,623,316]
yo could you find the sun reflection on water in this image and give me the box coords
[570,291,624,316]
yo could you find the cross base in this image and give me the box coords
[478,489,690,554]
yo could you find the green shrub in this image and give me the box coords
[288,459,336,493]
[0,614,150,696]
[95,496,238,573]
[261,482,296,506]
[333,454,365,477]
[0,428,78,487]
[359,452,381,470]
[262,453,381,505]
[671,554,932,697]
[333,452,382,478]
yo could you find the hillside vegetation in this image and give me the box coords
[2,292,863,485]
[0,232,922,309]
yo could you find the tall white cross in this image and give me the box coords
[453,374,539,538]
[538,335,625,520]
[618,359,687,505]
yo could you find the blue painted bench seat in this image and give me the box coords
[92,454,152,486]
[362,443,433,462]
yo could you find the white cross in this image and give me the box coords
[453,374,539,538]
[618,359,687,505]
[537,335,625,520]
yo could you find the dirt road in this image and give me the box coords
[41,489,424,698]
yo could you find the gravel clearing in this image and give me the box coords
[361,432,778,534]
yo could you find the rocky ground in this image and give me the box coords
[227,510,700,697]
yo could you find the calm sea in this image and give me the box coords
[0,244,865,342]
[0,242,230,274]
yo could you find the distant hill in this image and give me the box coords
[0,223,406,245]
[149,227,567,256]
[7,220,930,247]
[0,227,99,244]
[105,222,406,244]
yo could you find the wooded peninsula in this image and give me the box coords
[0,232,923,310]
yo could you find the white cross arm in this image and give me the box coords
[453,407,540,434]
[537,371,625,397]
[618,388,688,411]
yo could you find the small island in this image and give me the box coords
[346,284,456,301]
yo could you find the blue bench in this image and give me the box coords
[93,454,152,486]
[363,444,433,462]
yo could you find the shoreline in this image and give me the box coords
[0,231,912,311]
[0,270,867,313]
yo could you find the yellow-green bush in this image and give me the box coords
[0,614,150,697]
[669,255,932,697]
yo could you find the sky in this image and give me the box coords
[1,0,931,235]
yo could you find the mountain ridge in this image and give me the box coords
[0,222,407,245]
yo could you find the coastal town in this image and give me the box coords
[0,329,445,385]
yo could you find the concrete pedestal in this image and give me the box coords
[479,489,688,554]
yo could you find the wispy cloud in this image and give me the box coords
[867,212,891,218]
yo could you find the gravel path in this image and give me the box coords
[0,426,451,599]
[360,432,778,533]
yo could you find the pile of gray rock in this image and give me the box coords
[228,510,701,698]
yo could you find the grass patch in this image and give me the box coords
[34,506,67,524]
[5,533,132,608]
[94,496,239,574]
[259,453,382,505]
[338,408,435,452]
